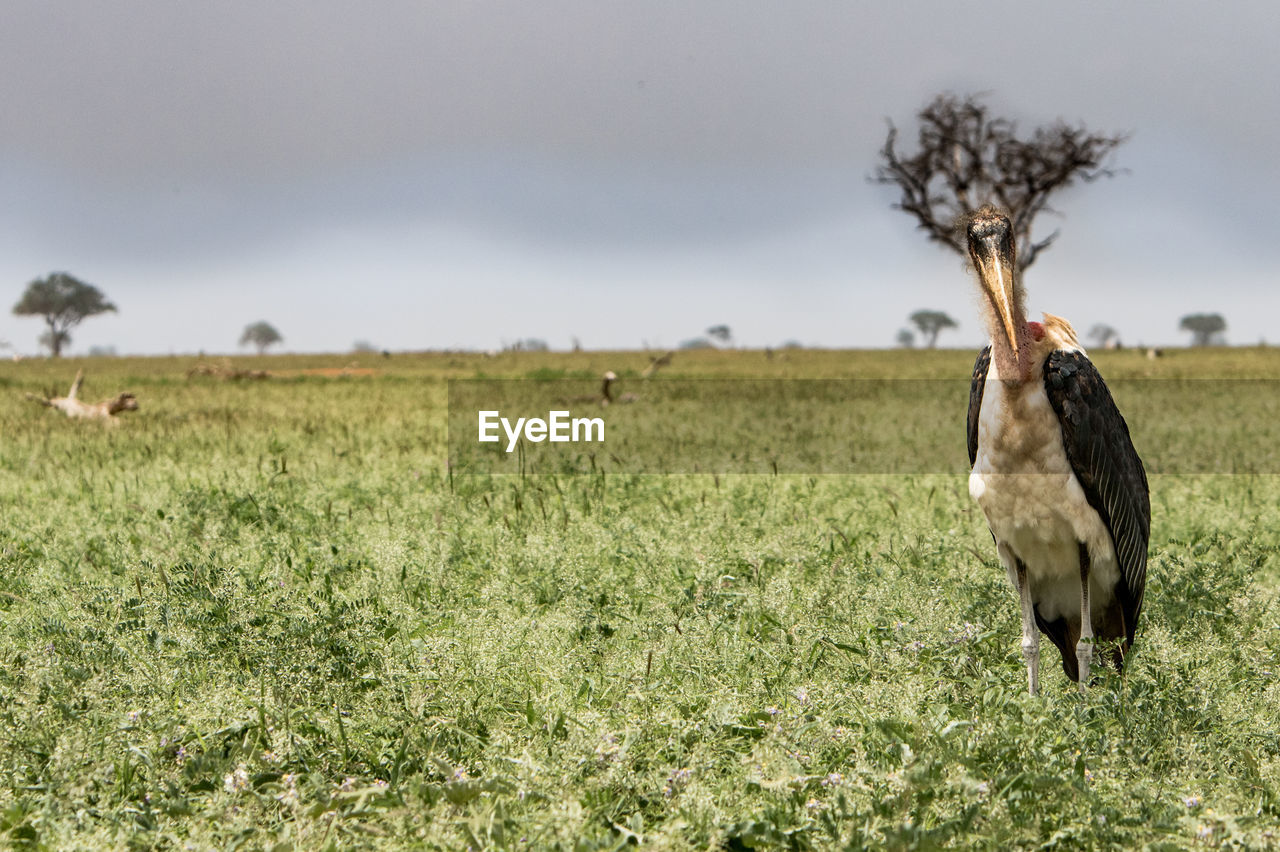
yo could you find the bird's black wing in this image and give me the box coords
[967,346,992,467]
[1044,350,1150,640]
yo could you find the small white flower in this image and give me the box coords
[223,764,250,793]
[339,776,357,792]
[822,772,843,787]
[1182,795,1202,808]
[795,687,809,705]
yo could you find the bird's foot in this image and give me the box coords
[1022,640,1040,696]
[1076,640,1093,694]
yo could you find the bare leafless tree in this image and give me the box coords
[874,93,1126,274]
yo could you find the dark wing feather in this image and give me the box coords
[967,346,992,467]
[1043,350,1150,641]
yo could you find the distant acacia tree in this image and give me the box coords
[1179,313,1227,347]
[1088,323,1120,349]
[909,310,957,348]
[875,93,1126,275]
[679,337,715,350]
[12,272,117,357]
[240,321,283,354]
[706,325,733,346]
[39,330,69,355]
[896,328,916,348]
[505,338,549,352]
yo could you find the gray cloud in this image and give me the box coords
[6,2,1276,176]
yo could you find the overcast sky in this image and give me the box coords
[1,2,1277,355]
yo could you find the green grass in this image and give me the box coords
[1,348,1279,849]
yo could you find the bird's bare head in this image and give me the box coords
[965,206,1025,364]
[965,206,1016,268]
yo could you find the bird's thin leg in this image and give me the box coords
[1001,545,1039,695]
[1016,559,1040,696]
[1077,543,1093,694]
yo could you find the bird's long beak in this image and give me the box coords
[967,214,1021,363]
[977,248,1020,363]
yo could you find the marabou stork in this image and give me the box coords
[561,371,639,406]
[602,371,639,405]
[964,206,1149,695]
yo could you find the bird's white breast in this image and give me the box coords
[969,360,1118,620]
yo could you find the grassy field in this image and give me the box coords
[1,348,1279,849]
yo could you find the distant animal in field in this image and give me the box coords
[641,351,674,379]
[964,205,1149,695]
[26,370,138,423]
[187,359,270,380]
[560,371,640,407]
[602,371,639,405]
[561,372,613,406]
